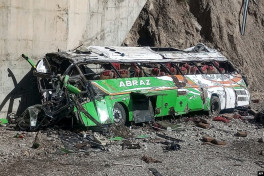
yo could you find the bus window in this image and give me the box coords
[129,63,144,77]
[217,61,237,74]
[81,63,104,80]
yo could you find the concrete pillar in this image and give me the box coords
[0,0,147,118]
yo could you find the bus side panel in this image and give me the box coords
[79,95,132,127]
[79,101,102,126]
[155,95,163,117]
[160,90,178,116]
[207,87,226,110]
[187,88,204,111]
[224,87,236,109]
[175,89,189,115]
[106,95,133,122]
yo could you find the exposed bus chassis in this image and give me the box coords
[17,55,103,130]
[17,44,250,131]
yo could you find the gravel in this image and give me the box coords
[0,108,264,175]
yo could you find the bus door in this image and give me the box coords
[173,75,189,115]
[175,88,189,115]
[178,64,203,113]
[224,87,236,109]
[216,61,236,109]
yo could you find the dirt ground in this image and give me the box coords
[1,96,264,176]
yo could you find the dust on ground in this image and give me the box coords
[0,101,264,176]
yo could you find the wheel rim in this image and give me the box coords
[113,108,122,123]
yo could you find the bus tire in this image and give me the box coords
[113,103,126,126]
[210,96,221,117]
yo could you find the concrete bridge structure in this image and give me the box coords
[0,0,147,117]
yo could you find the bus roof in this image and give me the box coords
[46,43,228,63]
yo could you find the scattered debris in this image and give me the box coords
[156,121,181,130]
[136,134,149,139]
[152,123,162,131]
[60,147,74,154]
[93,132,109,146]
[58,130,105,152]
[149,168,163,176]
[156,133,183,143]
[257,110,264,124]
[258,137,264,143]
[251,99,259,103]
[193,118,211,129]
[193,118,209,124]
[249,109,258,116]
[113,163,143,167]
[165,141,181,151]
[233,113,243,119]
[74,142,91,150]
[241,116,255,120]
[196,122,211,129]
[14,133,25,139]
[141,155,162,163]
[202,135,227,146]
[211,139,227,146]
[213,116,230,123]
[109,125,133,138]
[222,113,234,120]
[236,131,248,137]
[202,135,215,142]
[122,141,140,150]
[0,118,8,126]
[109,136,124,141]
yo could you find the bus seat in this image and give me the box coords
[183,63,190,74]
[170,67,177,75]
[134,68,143,77]
[159,72,165,76]
[181,66,187,75]
[208,65,217,74]
[100,70,114,79]
[201,65,208,74]
[214,61,220,67]
[190,66,198,74]
[219,68,225,74]
[112,63,120,70]
[183,63,190,69]
[119,69,129,78]
[142,67,152,75]
[166,63,171,69]
[151,68,160,76]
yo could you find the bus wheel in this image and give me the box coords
[113,103,126,125]
[210,96,221,117]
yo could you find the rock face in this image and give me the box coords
[125,0,264,91]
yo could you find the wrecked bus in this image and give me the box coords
[17,44,250,130]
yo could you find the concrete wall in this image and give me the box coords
[0,0,147,117]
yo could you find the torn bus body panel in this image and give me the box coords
[18,44,250,130]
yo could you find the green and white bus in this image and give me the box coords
[19,44,250,129]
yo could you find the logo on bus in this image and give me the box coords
[119,79,151,87]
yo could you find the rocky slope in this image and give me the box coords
[124,0,264,91]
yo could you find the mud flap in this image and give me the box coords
[131,93,154,123]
